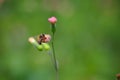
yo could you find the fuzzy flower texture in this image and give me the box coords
[44,34,51,43]
[48,16,57,24]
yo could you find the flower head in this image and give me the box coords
[28,37,43,51]
[44,34,51,43]
[48,16,57,24]
[28,37,36,44]
[37,34,51,44]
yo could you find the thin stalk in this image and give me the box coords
[51,32,59,80]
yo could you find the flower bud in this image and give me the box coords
[28,37,43,51]
[37,45,43,51]
[42,43,50,51]
[48,16,57,24]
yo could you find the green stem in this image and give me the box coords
[51,32,59,80]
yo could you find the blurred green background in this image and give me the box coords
[0,0,120,80]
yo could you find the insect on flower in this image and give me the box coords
[37,34,51,44]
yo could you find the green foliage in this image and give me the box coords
[0,0,120,80]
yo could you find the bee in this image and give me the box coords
[37,34,46,44]
[37,34,51,44]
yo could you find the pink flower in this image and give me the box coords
[44,34,51,43]
[37,34,51,44]
[48,16,57,24]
